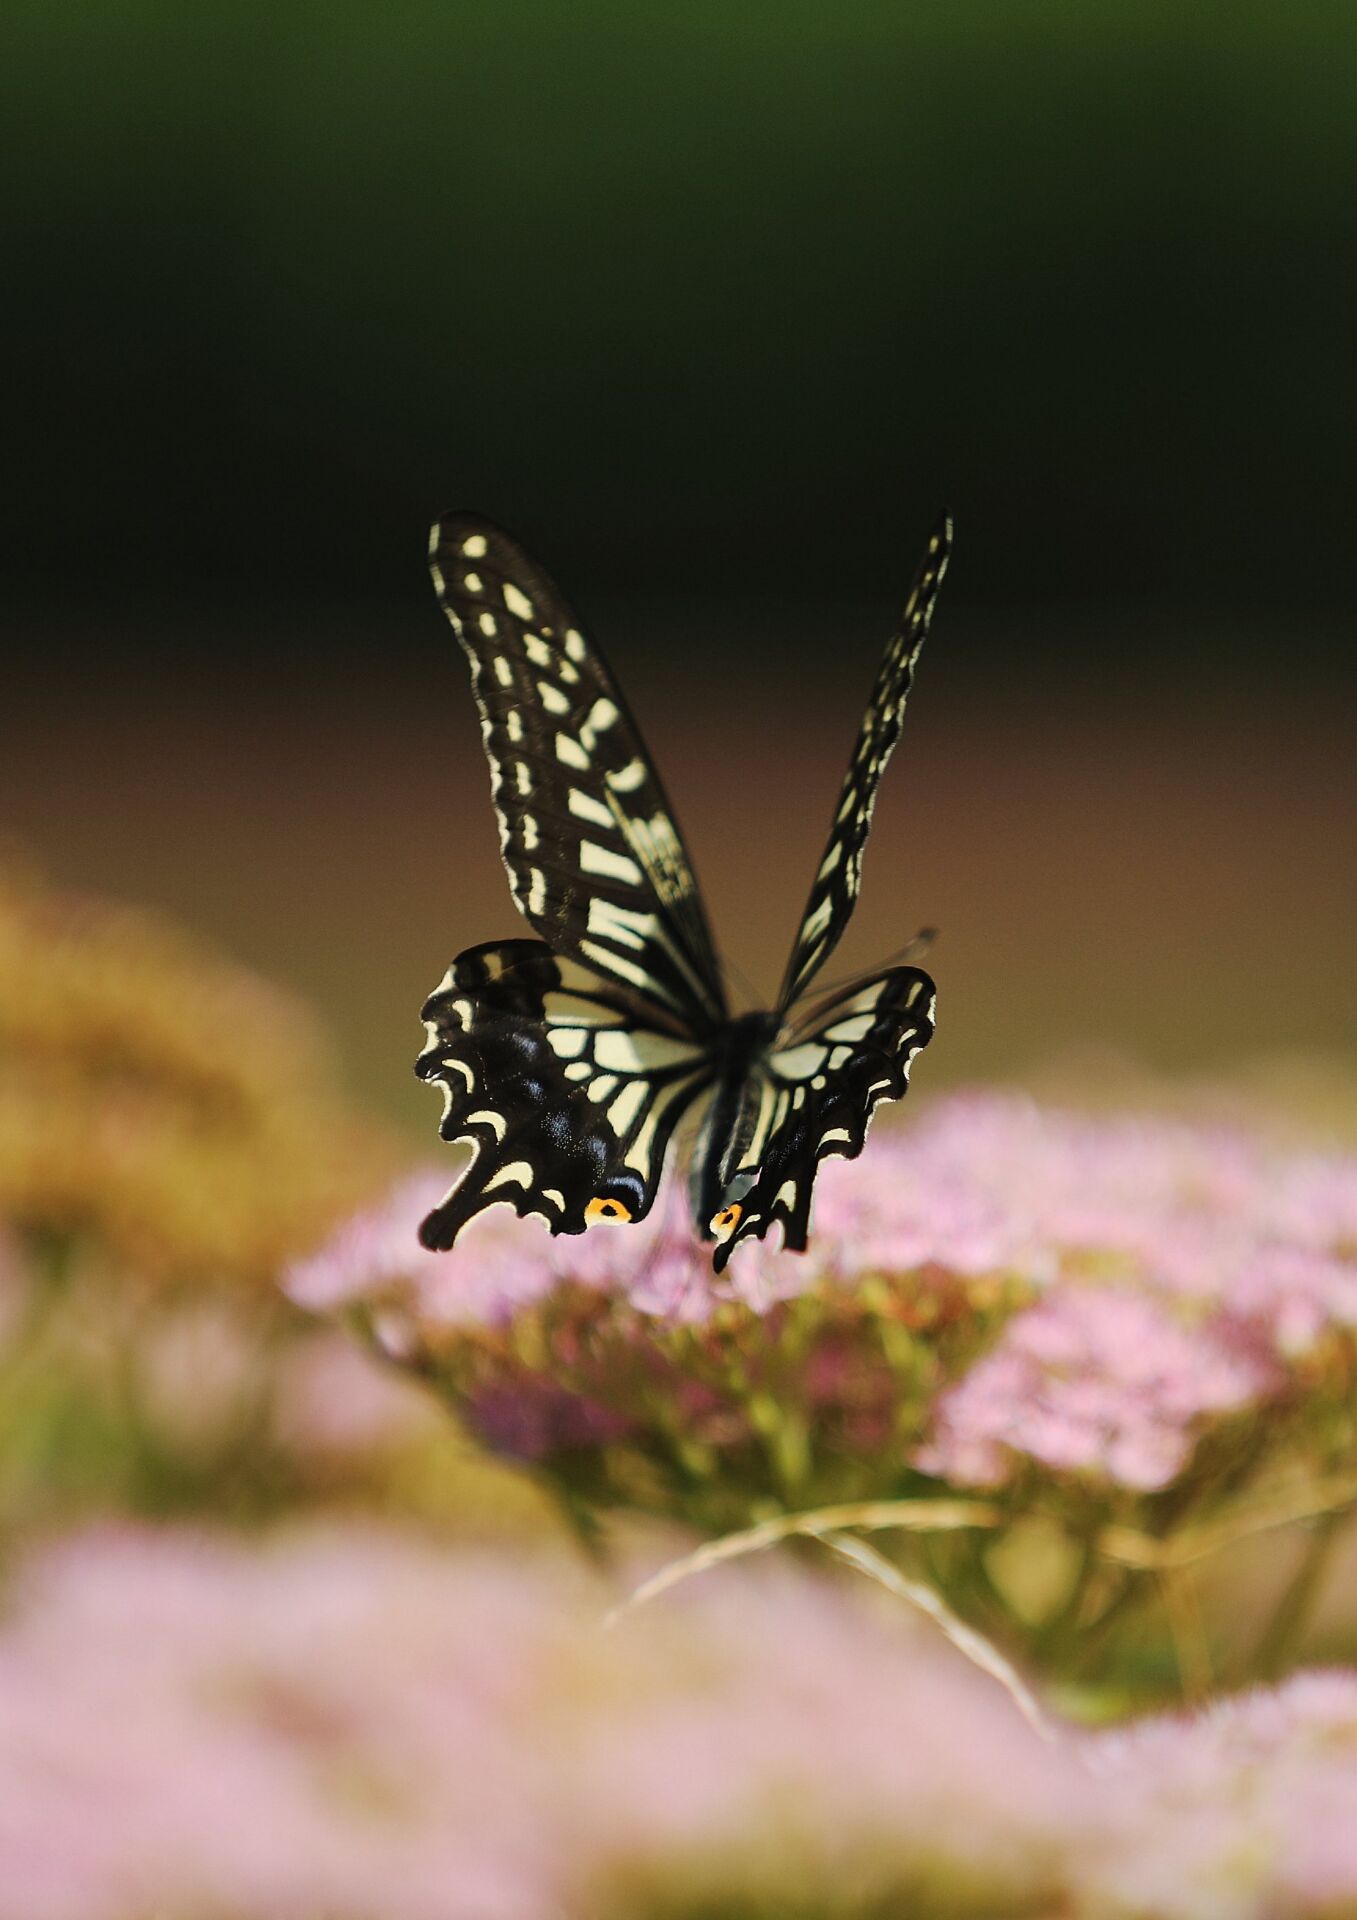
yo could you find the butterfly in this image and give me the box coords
[416,511,950,1271]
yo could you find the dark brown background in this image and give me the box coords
[4,3,1354,1132]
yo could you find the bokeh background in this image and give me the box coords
[7,24,1357,1897]
[3,2,1355,1133]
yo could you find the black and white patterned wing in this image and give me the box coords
[777,515,951,1010]
[429,514,726,1032]
[708,966,936,1271]
[416,940,715,1248]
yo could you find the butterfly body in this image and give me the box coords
[687,1007,784,1232]
[417,511,949,1271]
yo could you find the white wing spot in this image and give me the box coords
[494,656,513,687]
[579,940,665,998]
[801,894,834,945]
[461,534,488,558]
[594,1027,697,1072]
[521,814,539,850]
[826,1013,873,1043]
[528,868,548,915]
[506,709,523,742]
[607,758,647,794]
[485,1161,533,1193]
[564,1059,592,1082]
[569,788,615,829]
[564,629,586,661]
[478,611,498,636]
[770,1042,828,1079]
[587,1074,618,1104]
[539,681,570,714]
[587,897,659,951]
[580,840,643,885]
[606,1080,648,1137]
[467,1108,508,1141]
[503,582,534,620]
[557,734,590,769]
[514,763,532,796]
[546,1027,588,1059]
[525,636,552,668]
[580,699,618,750]
[775,1180,799,1211]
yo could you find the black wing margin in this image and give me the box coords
[429,514,726,1032]
[777,514,951,1009]
[416,940,715,1249]
[709,966,936,1271]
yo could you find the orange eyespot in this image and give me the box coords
[710,1202,743,1238]
[585,1196,633,1224]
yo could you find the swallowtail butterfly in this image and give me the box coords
[416,512,950,1270]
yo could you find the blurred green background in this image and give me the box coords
[3,2,1354,1131]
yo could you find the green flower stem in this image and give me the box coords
[820,1530,1056,1743]
[603,1497,1002,1626]
[1246,1508,1350,1682]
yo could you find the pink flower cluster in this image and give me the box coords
[285,1166,808,1332]
[286,1095,1357,1496]
[3,1522,1357,1919]
[0,1526,1080,1919]
[918,1286,1276,1491]
[1087,1671,1357,1916]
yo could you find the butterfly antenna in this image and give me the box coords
[803,927,938,1004]
[717,950,764,1014]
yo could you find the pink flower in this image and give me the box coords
[919,1286,1278,1490]
[284,1165,807,1336]
[284,1095,1357,1509]
[0,1524,1084,1919]
[1086,1671,1357,1916]
[270,1333,446,1463]
[9,1522,1357,1918]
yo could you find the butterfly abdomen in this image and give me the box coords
[687,1010,782,1237]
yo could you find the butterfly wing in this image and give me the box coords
[777,514,951,1010]
[429,514,726,1032]
[709,965,936,1271]
[416,940,715,1248]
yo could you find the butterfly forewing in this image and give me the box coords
[777,514,951,1009]
[419,509,951,1266]
[710,966,936,1271]
[416,940,715,1247]
[429,515,726,1031]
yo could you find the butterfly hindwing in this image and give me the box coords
[419,510,951,1267]
[429,515,726,1030]
[710,966,937,1271]
[778,515,951,1008]
[415,940,715,1248]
